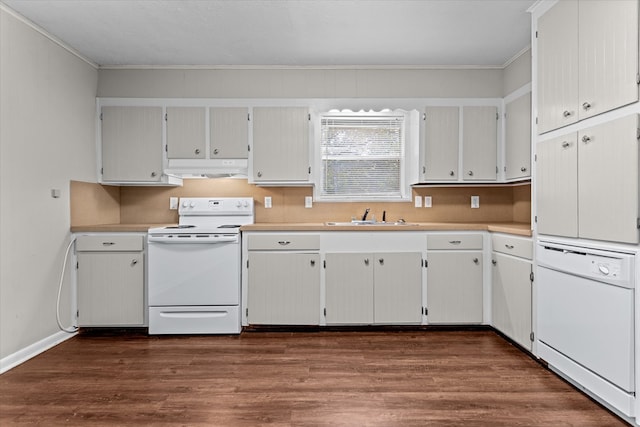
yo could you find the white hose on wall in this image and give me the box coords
[56,237,78,333]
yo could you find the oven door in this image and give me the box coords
[148,238,240,306]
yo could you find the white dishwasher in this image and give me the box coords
[537,240,636,418]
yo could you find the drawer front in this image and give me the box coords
[247,234,320,251]
[76,235,144,252]
[492,234,532,260]
[427,234,483,250]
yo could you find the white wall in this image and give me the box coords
[97,67,504,99]
[503,48,532,95]
[0,7,98,360]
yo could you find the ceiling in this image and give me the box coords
[1,0,536,68]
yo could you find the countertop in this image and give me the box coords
[71,222,532,237]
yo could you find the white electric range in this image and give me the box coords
[147,197,254,334]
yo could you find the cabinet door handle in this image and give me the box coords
[520,166,527,172]
[213,148,219,155]
[102,242,115,246]
[277,241,291,246]
[561,141,570,148]
[562,110,572,117]
[151,171,157,177]
[257,171,262,178]
[467,171,474,176]
[131,259,138,266]
[581,135,591,143]
[582,101,592,111]
[505,244,514,250]
[364,258,370,265]
[378,258,384,265]
[473,258,479,264]
[449,170,455,176]
[310,259,315,267]
[492,259,497,266]
[449,240,462,245]
[195,148,201,155]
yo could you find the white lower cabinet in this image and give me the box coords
[75,235,145,327]
[246,234,320,325]
[426,234,483,324]
[490,234,533,352]
[324,252,422,324]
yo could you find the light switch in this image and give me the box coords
[264,196,272,208]
[414,195,422,208]
[169,197,179,210]
[305,196,313,208]
[471,196,480,209]
[424,196,432,208]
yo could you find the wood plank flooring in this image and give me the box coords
[0,329,627,426]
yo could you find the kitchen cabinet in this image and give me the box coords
[251,107,310,183]
[504,92,531,180]
[462,106,498,181]
[166,107,206,159]
[75,234,145,327]
[422,106,459,181]
[246,234,320,325]
[324,252,422,324]
[426,234,483,324]
[210,107,249,159]
[491,234,532,352]
[536,114,639,244]
[101,106,168,183]
[537,0,638,134]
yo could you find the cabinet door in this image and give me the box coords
[77,252,144,326]
[536,134,578,238]
[537,0,579,134]
[426,251,483,324]
[491,253,532,352]
[504,93,531,180]
[166,107,206,159]
[101,106,163,182]
[578,0,639,120]
[252,107,310,182]
[210,107,249,159]
[373,252,422,324]
[578,115,639,244]
[423,107,459,180]
[462,106,497,180]
[325,253,374,324]
[247,252,320,325]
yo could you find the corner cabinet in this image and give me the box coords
[250,107,311,183]
[537,0,639,134]
[75,234,145,327]
[101,106,167,183]
[426,234,483,324]
[504,92,531,180]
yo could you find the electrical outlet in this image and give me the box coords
[424,196,432,208]
[264,196,272,208]
[414,195,422,208]
[169,197,178,210]
[305,196,313,208]
[471,196,480,209]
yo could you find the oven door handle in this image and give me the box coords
[148,236,238,244]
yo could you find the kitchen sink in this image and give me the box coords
[325,221,418,226]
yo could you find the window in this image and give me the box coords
[317,110,418,201]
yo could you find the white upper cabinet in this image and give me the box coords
[166,107,206,159]
[537,0,639,134]
[251,107,310,183]
[462,106,498,180]
[504,93,532,180]
[101,106,166,183]
[422,106,459,181]
[210,107,249,159]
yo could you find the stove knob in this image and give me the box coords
[189,202,196,208]
[236,201,242,208]
[243,201,250,208]
[182,201,189,208]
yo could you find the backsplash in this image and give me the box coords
[71,179,531,226]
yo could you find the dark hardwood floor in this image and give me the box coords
[0,329,627,426]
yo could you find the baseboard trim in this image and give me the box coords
[0,330,77,374]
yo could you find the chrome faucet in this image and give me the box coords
[362,208,370,221]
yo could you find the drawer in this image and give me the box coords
[491,234,532,260]
[427,234,483,250]
[76,235,144,252]
[247,234,320,251]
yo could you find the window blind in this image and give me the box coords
[320,115,405,199]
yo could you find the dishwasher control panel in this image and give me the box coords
[589,258,621,279]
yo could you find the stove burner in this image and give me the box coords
[165,225,196,229]
[218,225,241,228]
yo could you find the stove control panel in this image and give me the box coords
[179,197,254,216]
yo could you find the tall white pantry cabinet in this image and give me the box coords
[535,0,640,245]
